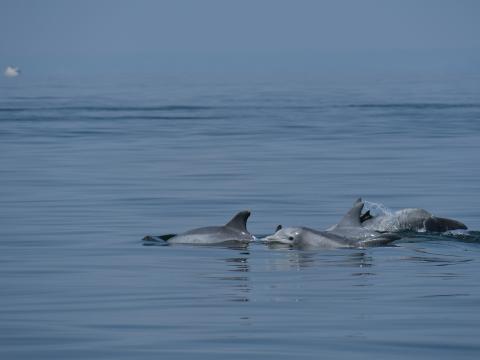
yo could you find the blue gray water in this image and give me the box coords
[1,72,480,359]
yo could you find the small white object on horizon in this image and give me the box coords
[4,66,20,77]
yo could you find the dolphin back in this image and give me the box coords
[357,233,401,247]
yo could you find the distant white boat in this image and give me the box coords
[4,66,20,77]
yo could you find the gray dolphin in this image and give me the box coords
[359,206,467,232]
[263,200,400,249]
[326,198,400,241]
[143,210,255,245]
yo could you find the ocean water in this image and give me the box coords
[1,72,480,359]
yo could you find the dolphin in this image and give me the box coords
[263,225,398,249]
[263,200,400,249]
[359,206,467,232]
[143,210,255,245]
[326,198,400,241]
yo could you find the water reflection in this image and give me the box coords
[263,245,375,273]
[207,250,251,303]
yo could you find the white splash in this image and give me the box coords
[363,200,393,217]
[4,66,20,78]
[362,200,401,232]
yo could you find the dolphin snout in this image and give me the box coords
[262,234,292,244]
[261,235,275,242]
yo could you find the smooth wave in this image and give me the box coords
[2,102,479,113]
[0,105,215,112]
[346,103,480,110]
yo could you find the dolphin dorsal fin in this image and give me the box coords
[336,198,364,228]
[225,210,250,232]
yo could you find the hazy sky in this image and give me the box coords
[1,0,479,75]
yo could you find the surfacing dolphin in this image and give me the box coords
[359,206,467,233]
[143,210,254,245]
[326,198,401,241]
[263,226,398,249]
[263,199,400,249]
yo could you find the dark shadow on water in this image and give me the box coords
[443,230,480,244]
[395,230,480,244]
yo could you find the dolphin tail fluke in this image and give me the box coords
[158,233,178,241]
[142,234,177,242]
[424,217,468,232]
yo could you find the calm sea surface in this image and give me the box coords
[1,72,480,359]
